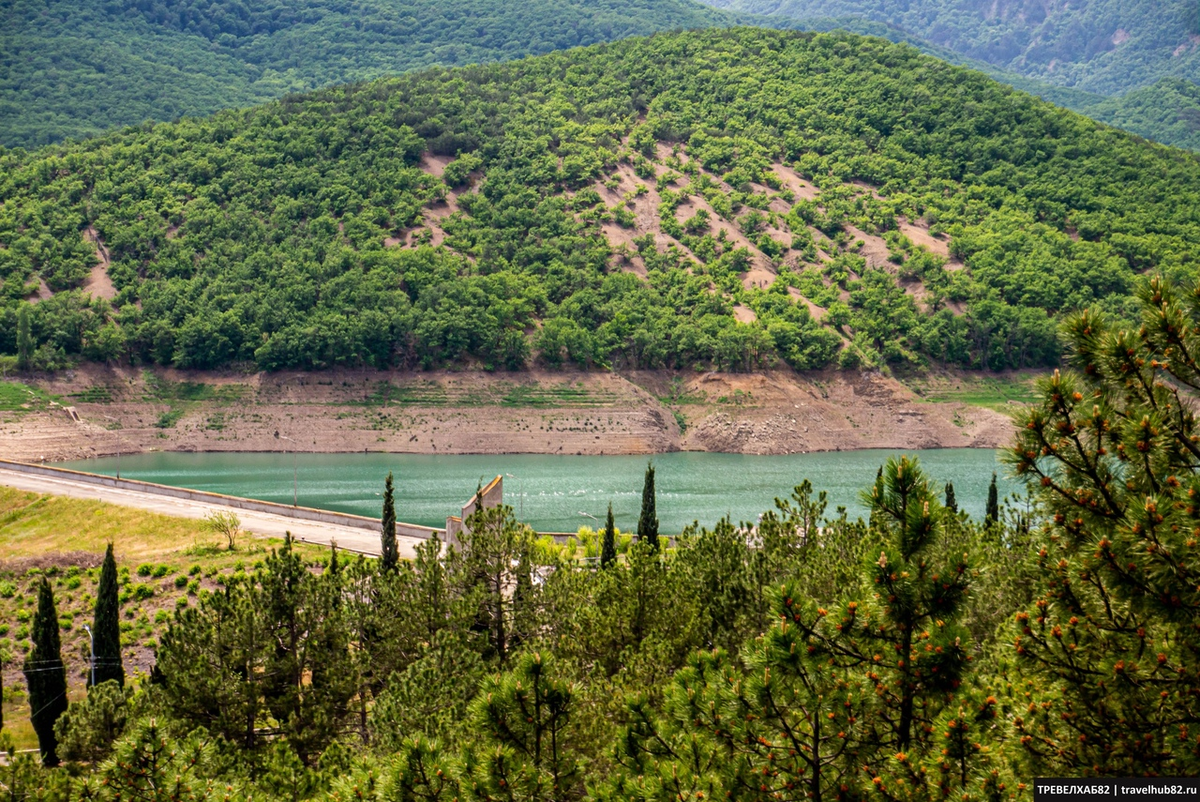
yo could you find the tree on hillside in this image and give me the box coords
[601,502,617,568]
[944,481,958,513]
[985,473,999,526]
[16,305,32,372]
[1005,274,1200,776]
[24,579,68,766]
[92,543,124,687]
[637,463,659,552]
[381,471,398,571]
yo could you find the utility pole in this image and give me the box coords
[103,416,122,479]
[274,431,298,507]
[82,623,95,687]
[506,473,523,519]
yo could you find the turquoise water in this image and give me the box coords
[57,449,1018,534]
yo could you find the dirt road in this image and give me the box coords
[0,465,414,558]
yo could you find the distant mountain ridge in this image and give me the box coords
[698,0,1200,149]
[699,0,1200,94]
[5,0,1200,150]
[0,0,739,148]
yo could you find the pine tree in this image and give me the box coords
[944,481,957,513]
[16,304,32,372]
[468,652,578,801]
[92,543,124,687]
[985,473,999,525]
[381,471,399,571]
[24,578,68,766]
[1005,274,1200,775]
[601,502,617,568]
[637,463,659,551]
[855,456,971,753]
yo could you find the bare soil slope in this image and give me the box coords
[0,366,1016,461]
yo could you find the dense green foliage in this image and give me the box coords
[1081,77,1200,151]
[17,279,1200,797]
[703,0,1200,149]
[4,28,1199,376]
[702,0,1200,95]
[0,0,736,147]
[12,274,1200,795]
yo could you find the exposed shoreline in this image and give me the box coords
[0,365,1023,463]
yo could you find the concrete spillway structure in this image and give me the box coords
[444,474,504,546]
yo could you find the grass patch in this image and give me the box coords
[0,381,55,414]
[907,374,1040,412]
[353,381,616,408]
[498,384,613,407]
[70,385,114,403]
[0,486,328,750]
[144,373,248,403]
[154,408,186,429]
[355,381,451,407]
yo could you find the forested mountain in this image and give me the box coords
[5,0,1200,151]
[701,0,1200,94]
[702,0,1200,148]
[3,28,1199,376]
[0,0,736,147]
[1079,77,1200,151]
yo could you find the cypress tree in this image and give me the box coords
[637,463,659,551]
[944,481,957,513]
[16,304,32,372]
[600,502,617,568]
[381,472,398,570]
[24,578,68,766]
[92,543,124,687]
[985,473,999,526]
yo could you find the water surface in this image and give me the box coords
[58,449,1018,533]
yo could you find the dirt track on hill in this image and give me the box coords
[0,366,1017,462]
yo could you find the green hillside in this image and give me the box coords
[701,0,1200,149]
[701,0,1200,95]
[1081,77,1200,151]
[0,0,736,148]
[2,28,1199,376]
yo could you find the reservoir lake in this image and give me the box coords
[57,449,1019,534]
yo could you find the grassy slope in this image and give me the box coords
[0,486,328,749]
